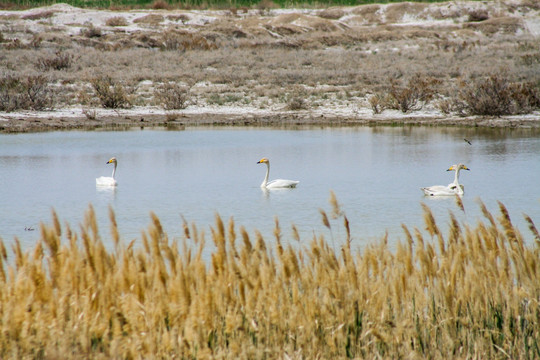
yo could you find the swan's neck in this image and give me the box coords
[453,168,463,194]
[111,162,117,179]
[261,162,270,188]
[454,168,460,187]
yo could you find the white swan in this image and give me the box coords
[257,157,299,189]
[96,157,118,187]
[421,164,470,196]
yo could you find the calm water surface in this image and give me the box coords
[1,126,539,256]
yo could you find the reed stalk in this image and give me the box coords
[0,199,538,359]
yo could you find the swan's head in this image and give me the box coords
[447,164,470,171]
[107,157,117,165]
[257,158,269,165]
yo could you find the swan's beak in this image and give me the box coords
[464,166,470,171]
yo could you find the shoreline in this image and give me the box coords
[2,109,540,133]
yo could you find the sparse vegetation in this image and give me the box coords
[0,197,538,359]
[154,82,190,109]
[287,96,308,110]
[80,23,102,38]
[1,0,540,127]
[35,50,74,71]
[0,74,54,111]
[90,75,132,109]
[105,16,128,27]
[450,73,540,117]
[368,93,386,114]
[378,74,440,113]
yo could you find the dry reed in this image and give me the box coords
[0,199,538,359]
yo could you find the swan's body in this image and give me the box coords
[421,164,470,196]
[96,157,118,187]
[257,157,299,189]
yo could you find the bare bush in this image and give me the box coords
[510,82,540,112]
[0,74,54,111]
[161,30,216,51]
[154,82,190,110]
[105,16,128,27]
[133,14,164,25]
[385,74,439,113]
[452,74,540,116]
[35,51,74,71]
[287,96,308,110]
[90,76,132,109]
[435,98,453,115]
[82,108,97,120]
[21,10,54,20]
[80,24,102,38]
[368,93,386,114]
[317,9,345,20]
[468,10,489,22]
[151,0,171,10]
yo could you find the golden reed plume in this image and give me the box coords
[0,197,538,359]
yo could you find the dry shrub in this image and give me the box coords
[35,50,74,71]
[435,98,453,115]
[90,75,132,109]
[256,0,279,14]
[82,108,97,120]
[2,34,43,49]
[2,38,24,50]
[287,96,307,110]
[511,81,540,111]
[80,23,102,38]
[453,73,540,116]
[167,14,190,23]
[21,10,54,20]
[467,9,489,22]
[161,30,216,51]
[517,0,540,10]
[384,74,440,113]
[151,0,171,10]
[368,93,388,114]
[105,16,128,27]
[317,8,345,20]
[464,17,522,35]
[133,14,164,25]
[520,53,540,66]
[0,74,54,111]
[154,82,190,110]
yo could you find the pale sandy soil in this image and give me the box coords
[1,0,540,131]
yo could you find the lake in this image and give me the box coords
[1,126,539,257]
